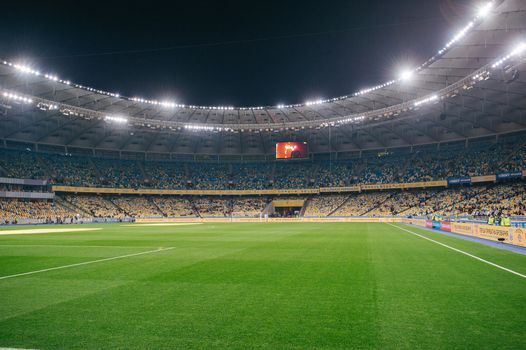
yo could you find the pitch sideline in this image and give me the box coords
[0,228,102,235]
[0,247,175,281]
[387,223,526,279]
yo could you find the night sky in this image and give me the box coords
[1,0,474,107]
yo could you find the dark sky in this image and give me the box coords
[0,0,474,106]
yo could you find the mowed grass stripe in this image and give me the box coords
[3,224,382,349]
[0,247,175,281]
[388,223,526,279]
[367,223,526,349]
[0,223,525,349]
[385,222,526,275]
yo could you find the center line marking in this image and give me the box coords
[387,223,526,279]
[0,247,175,281]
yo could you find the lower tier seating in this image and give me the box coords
[1,181,524,223]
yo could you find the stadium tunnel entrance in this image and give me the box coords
[272,199,305,218]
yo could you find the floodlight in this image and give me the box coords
[105,115,128,124]
[511,42,526,56]
[399,69,414,82]
[476,2,493,18]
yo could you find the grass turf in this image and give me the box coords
[0,222,525,349]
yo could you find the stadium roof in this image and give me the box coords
[1,0,526,156]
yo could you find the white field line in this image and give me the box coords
[0,247,175,281]
[387,223,526,279]
[0,244,157,249]
[0,228,101,235]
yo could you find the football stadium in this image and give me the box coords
[1,0,526,348]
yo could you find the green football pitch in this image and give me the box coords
[0,222,525,349]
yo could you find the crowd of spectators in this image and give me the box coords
[315,163,355,188]
[191,164,230,190]
[456,183,526,218]
[1,181,525,223]
[304,195,348,217]
[231,163,270,190]
[110,196,164,218]
[303,182,526,218]
[0,134,525,191]
[231,197,268,217]
[153,197,196,217]
[61,195,268,219]
[332,192,392,217]
[368,191,419,217]
[95,159,144,188]
[143,162,187,189]
[272,162,314,189]
[41,153,99,187]
[0,198,74,224]
[191,197,231,217]
[0,150,47,180]
[63,194,124,218]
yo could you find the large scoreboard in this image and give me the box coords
[276,142,309,159]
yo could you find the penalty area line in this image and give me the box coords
[387,223,526,280]
[0,247,175,281]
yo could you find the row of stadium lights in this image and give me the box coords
[3,1,523,132]
[413,95,438,108]
[491,42,526,68]
[104,115,128,124]
[2,92,32,104]
[220,1,496,107]
[184,124,233,132]
[90,38,526,130]
[437,2,494,56]
[2,2,496,112]
[2,40,524,132]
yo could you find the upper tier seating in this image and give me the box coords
[0,133,524,191]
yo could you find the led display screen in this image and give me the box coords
[276,142,308,159]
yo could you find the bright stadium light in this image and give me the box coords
[399,69,414,82]
[105,115,128,124]
[476,2,493,18]
[13,63,40,76]
[414,94,439,107]
[305,99,324,106]
[511,42,526,56]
